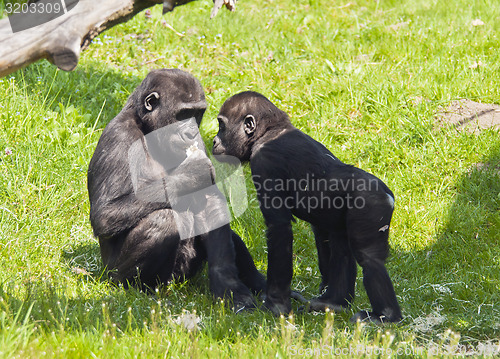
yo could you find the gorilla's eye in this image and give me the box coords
[217,118,225,131]
[176,109,204,122]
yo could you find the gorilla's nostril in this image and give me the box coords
[185,131,197,140]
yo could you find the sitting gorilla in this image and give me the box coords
[87,69,265,309]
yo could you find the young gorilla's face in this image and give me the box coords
[212,114,248,160]
[211,114,231,156]
[212,93,260,162]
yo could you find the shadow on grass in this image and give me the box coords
[59,240,210,291]
[396,140,500,341]
[59,237,212,290]
[13,60,144,129]
[0,238,212,333]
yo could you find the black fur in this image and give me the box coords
[87,70,265,309]
[212,91,402,323]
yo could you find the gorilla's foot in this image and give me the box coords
[307,297,349,313]
[350,310,402,324]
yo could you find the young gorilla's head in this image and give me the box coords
[212,91,292,161]
[132,69,207,134]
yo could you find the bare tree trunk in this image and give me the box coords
[0,0,196,77]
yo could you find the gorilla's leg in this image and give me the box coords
[202,225,256,309]
[347,205,402,323]
[186,188,257,309]
[309,228,356,312]
[171,236,206,282]
[312,225,331,293]
[102,209,183,290]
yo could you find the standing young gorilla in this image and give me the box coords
[212,91,402,323]
[87,70,265,309]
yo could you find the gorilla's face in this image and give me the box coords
[146,117,205,168]
[134,69,207,134]
[212,91,284,162]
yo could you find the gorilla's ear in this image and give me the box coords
[244,115,256,135]
[144,92,160,111]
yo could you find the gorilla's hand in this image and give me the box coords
[170,149,215,196]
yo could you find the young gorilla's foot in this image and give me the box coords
[290,290,308,303]
[307,297,349,313]
[259,290,307,303]
[349,310,402,324]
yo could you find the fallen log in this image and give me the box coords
[0,0,236,77]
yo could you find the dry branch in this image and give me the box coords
[0,0,197,77]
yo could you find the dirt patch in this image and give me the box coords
[436,99,500,133]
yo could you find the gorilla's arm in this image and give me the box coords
[251,153,295,314]
[167,150,215,197]
[88,112,170,239]
[88,111,216,240]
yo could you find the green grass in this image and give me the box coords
[1,0,499,357]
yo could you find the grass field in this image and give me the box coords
[0,0,499,357]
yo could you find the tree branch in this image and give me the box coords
[0,0,197,77]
